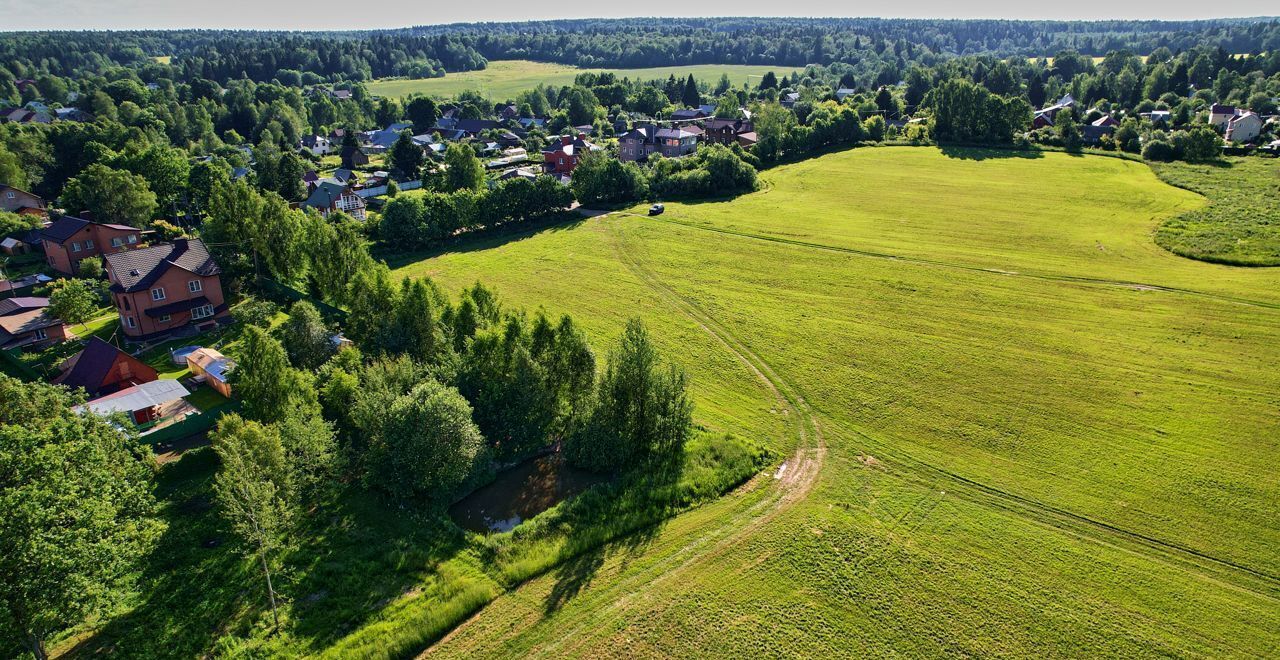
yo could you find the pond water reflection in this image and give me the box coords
[448,453,608,533]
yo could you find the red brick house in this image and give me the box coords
[40,216,142,275]
[53,337,158,397]
[701,118,755,146]
[542,134,601,176]
[104,239,229,341]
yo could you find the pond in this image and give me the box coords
[449,452,609,534]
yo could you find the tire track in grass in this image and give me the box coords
[631,213,1280,311]
[616,213,1280,599]
[420,218,827,657]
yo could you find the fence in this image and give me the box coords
[143,400,241,446]
[356,179,422,198]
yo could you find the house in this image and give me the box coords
[340,146,370,167]
[302,181,367,221]
[702,118,755,146]
[365,125,413,150]
[231,166,251,180]
[1208,104,1239,130]
[0,273,52,299]
[332,168,357,185]
[455,119,500,136]
[302,170,320,190]
[1225,111,1263,143]
[0,185,46,215]
[79,379,191,428]
[781,92,801,107]
[187,347,234,398]
[327,89,352,101]
[736,131,758,147]
[104,238,229,341]
[1141,110,1172,125]
[542,133,601,175]
[671,108,710,121]
[1032,111,1054,129]
[836,88,857,102]
[53,337,158,397]
[300,135,332,156]
[1091,115,1120,128]
[1081,124,1115,145]
[618,124,698,162]
[0,297,67,349]
[55,107,93,122]
[41,216,143,275]
[1040,94,1076,120]
[517,117,546,131]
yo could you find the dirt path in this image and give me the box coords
[421,215,828,657]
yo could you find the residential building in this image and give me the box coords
[0,297,67,349]
[1225,111,1263,143]
[1091,115,1120,128]
[40,216,142,275]
[542,134,601,175]
[302,181,367,221]
[300,135,332,156]
[0,185,46,215]
[618,124,698,162]
[340,146,370,167]
[104,238,229,341]
[671,107,710,121]
[836,88,857,102]
[702,118,755,146]
[1208,104,1239,130]
[53,337,158,397]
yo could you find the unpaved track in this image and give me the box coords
[421,217,828,657]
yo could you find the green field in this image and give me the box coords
[367,60,797,100]
[389,146,1280,656]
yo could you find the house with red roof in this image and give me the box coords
[542,133,601,176]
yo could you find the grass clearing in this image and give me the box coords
[395,146,1280,656]
[367,60,796,100]
[1151,157,1280,266]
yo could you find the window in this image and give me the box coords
[159,314,171,323]
[111,237,123,247]
[127,235,138,244]
[84,239,94,250]
[5,191,13,199]
[188,280,202,293]
[191,304,215,320]
[71,241,81,252]
[124,316,136,329]
[121,296,131,311]
[33,328,46,340]
[151,288,165,301]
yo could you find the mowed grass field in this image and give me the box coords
[367,60,796,99]
[395,146,1280,656]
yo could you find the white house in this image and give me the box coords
[1208,104,1240,130]
[300,135,332,156]
[1225,111,1263,143]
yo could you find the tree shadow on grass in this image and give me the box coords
[378,212,587,268]
[541,452,685,616]
[938,144,1046,160]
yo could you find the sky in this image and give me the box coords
[2,0,1276,31]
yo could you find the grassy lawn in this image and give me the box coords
[392,145,1280,657]
[183,385,228,412]
[366,60,797,100]
[1151,157,1280,266]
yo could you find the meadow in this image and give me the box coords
[390,146,1280,657]
[366,60,796,100]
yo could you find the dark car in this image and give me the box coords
[648,203,665,216]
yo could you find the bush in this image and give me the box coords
[77,256,104,279]
[232,298,280,328]
[1142,139,1176,162]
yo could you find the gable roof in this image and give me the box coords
[0,308,61,342]
[456,119,500,134]
[188,347,234,382]
[0,297,48,316]
[105,239,220,293]
[41,216,137,244]
[54,337,131,392]
[303,181,364,211]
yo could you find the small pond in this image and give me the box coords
[449,452,609,533]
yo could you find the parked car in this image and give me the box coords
[649,203,665,216]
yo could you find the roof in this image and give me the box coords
[455,119,499,134]
[1210,104,1238,114]
[40,216,136,244]
[188,347,233,382]
[0,308,61,342]
[144,295,211,318]
[0,184,44,206]
[0,296,48,316]
[105,239,220,293]
[543,135,600,157]
[655,128,696,139]
[54,337,130,392]
[304,181,359,210]
[82,379,189,415]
